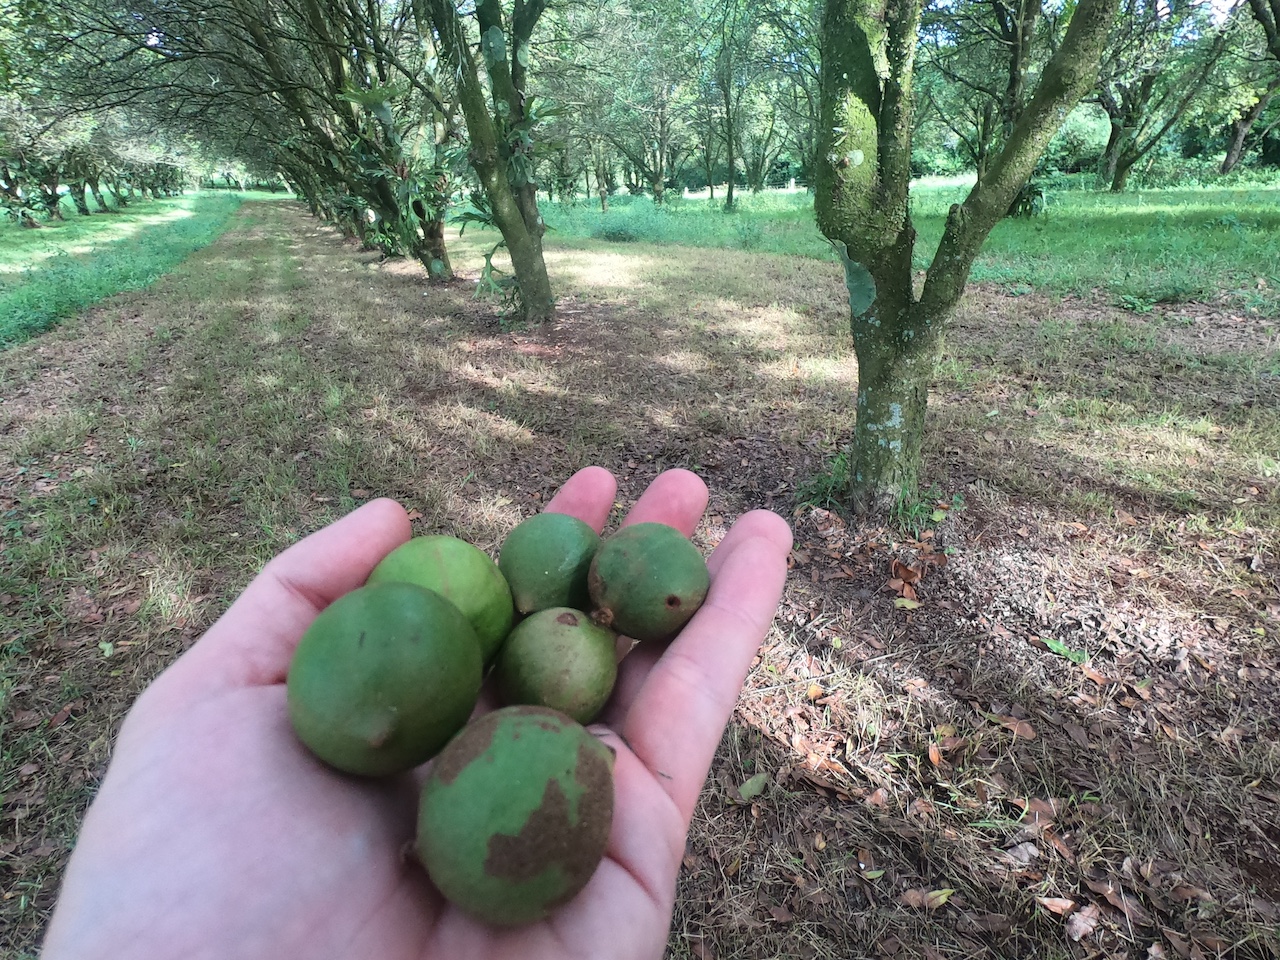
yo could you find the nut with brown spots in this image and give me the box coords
[416,706,615,926]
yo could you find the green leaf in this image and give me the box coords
[862,868,886,880]
[833,241,876,318]
[894,597,921,610]
[926,888,956,909]
[737,771,769,801]
[1044,637,1088,664]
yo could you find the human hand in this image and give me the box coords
[41,467,792,960]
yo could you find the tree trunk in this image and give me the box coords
[40,176,65,220]
[412,198,454,281]
[817,0,1119,514]
[420,0,554,323]
[849,323,944,511]
[724,111,737,210]
[87,177,110,211]
[1110,152,1136,191]
[1222,83,1279,173]
[1098,120,1124,188]
[69,181,91,215]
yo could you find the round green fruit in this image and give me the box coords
[498,512,600,615]
[416,706,615,927]
[287,582,483,776]
[367,535,513,662]
[588,522,710,642]
[495,608,617,724]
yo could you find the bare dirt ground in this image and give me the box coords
[2,202,1277,958]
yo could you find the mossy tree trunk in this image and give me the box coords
[420,0,555,323]
[69,181,91,216]
[816,0,1120,515]
[87,177,110,211]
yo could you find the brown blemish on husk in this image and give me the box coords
[556,611,579,627]
[483,740,613,896]
[431,712,499,785]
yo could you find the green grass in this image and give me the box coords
[539,177,1280,314]
[0,191,270,348]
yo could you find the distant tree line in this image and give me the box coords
[5,0,1276,240]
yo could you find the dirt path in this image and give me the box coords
[2,202,1277,958]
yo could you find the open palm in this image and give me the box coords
[41,467,791,960]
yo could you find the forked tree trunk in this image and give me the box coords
[817,0,1119,514]
[420,0,554,323]
[1222,82,1279,173]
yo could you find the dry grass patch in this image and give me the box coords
[2,205,1277,959]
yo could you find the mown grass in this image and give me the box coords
[540,178,1280,315]
[0,191,271,348]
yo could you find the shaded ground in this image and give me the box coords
[2,202,1277,958]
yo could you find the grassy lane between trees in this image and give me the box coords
[1,201,1277,958]
[542,180,1280,317]
[0,191,268,349]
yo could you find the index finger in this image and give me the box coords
[542,465,617,531]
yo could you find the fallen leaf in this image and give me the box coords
[687,936,716,960]
[1005,841,1040,864]
[894,597,921,610]
[1064,722,1091,748]
[1000,717,1036,740]
[767,904,792,923]
[737,772,769,802]
[926,888,956,909]
[1085,876,1154,926]
[405,509,424,521]
[927,742,943,767]
[1036,896,1078,915]
[1188,930,1229,951]
[1160,928,1192,959]
[1081,663,1113,685]
[1066,903,1102,941]
[901,889,928,909]
[1115,508,1139,526]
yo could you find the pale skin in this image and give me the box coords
[41,467,793,960]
